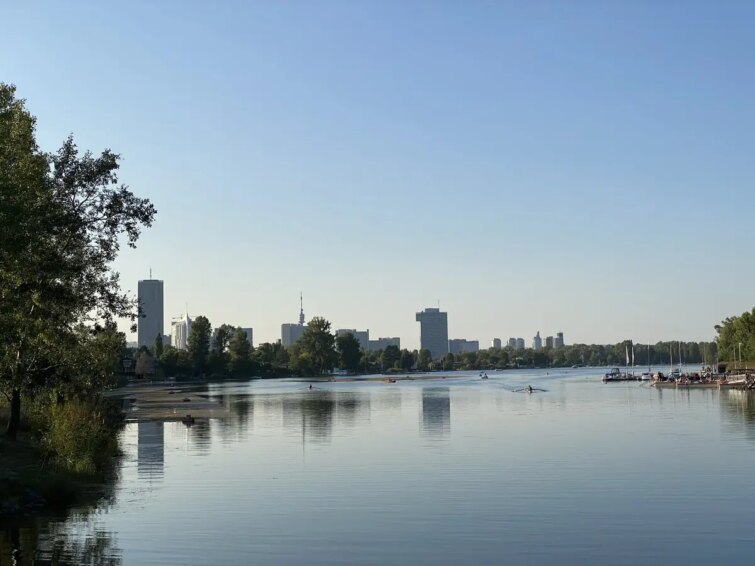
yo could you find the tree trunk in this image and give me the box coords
[5,388,21,440]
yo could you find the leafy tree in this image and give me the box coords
[399,349,415,371]
[336,333,361,373]
[187,316,212,375]
[715,307,755,363]
[416,349,432,371]
[153,334,164,358]
[228,327,254,376]
[0,83,155,439]
[381,345,401,370]
[212,324,235,353]
[297,317,336,375]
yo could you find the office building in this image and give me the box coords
[281,294,307,347]
[171,311,192,350]
[241,327,253,347]
[449,339,480,354]
[336,329,370,351]
[545,336,554,349]
[516,338,525,350]
[492,338,502,350]
[368,337,401,351]
[555,332,565,349]
[416,307,448,360]
[532,331,542,350]
[508,338,517,349]
[137,279,164,349]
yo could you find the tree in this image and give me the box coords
[228,327,253,376]
[153,334,164,358]
[416,349,432,371]
[187,316,211,375]
[212,324,235,353]
[0,83,155,439]
[297,317,336,375]
[381,345,401,370]
[399,349,415,371]
[134,349,154,379]
[336,333,361,373]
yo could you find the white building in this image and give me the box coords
[532,331,542,350]
[171,311,192,350]
[137,279,164,349]
[368,337,401,351]
[449,339,480,354]
[336,329,370,350]
[416,307,449,360]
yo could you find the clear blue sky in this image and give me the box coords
[3,1,753,348]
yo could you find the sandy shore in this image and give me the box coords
[106,384,229,421]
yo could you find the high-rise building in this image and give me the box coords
[555,332,565,349]
[171,310,192,350]
[336,329,370,350]
[416,307,448,360]
[241,327,253,347]
[368,337,401,351]
[508,338,517,349]
[449,339,480,354]
[516,338,525,350]
[137,279,164,349]
[532,331,542,350]
[492,338,502,350]
[281,294,307,347]
[545,336,554,349]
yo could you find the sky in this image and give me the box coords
[2,1,754,349]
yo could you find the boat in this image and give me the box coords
[603,368,640,382]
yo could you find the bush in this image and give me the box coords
[41,399,123,474]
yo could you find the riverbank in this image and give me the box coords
[105,383,230,421]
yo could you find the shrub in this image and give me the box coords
[41,399,123,474]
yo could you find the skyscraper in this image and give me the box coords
[171,310,192,350]
[415,307,448,360]
[492,338,502,350]
[281,294,307,347]
[555,332,565,348]
[137,278,164,349]
[516,338,525,350]
[532,331,542,350]
[545,336,554,349]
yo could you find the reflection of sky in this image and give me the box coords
[52,369,755,565]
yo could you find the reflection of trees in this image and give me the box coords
[279,391,369,444]
[421,387,451,437]
[0,470,121,565]
[721,391,755,441]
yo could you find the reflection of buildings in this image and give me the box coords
[421,387,451,436]
[137,420,164,479]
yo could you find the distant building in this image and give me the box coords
[281,294,307,347]
[532,331,542,350]
[449,339,480,354]
[368,337,401,351]
[492,338,502,350]
[336,329,370,351]
[137,279,164,349]
[555,332,565,349]
[545,336,554,349]
[241,327,253,347]
[416,307,449,360]
[162,334,171,347]
[171,311,192,350]
[507,338,517,349]
[516,338,525,350]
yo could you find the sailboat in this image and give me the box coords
[640,343,653,380]
[669,342,681,380]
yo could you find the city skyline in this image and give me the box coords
[6,2,752,349]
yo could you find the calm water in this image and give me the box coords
[4,367,755,565]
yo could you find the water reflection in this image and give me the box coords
[137,420,164,480]
[721,390,755,441]
[421,387,451,437]
[280,391,370,443]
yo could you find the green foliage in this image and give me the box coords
[381,345,401,370]
[295,317,337,376]
[715,307,755,363]
[399,349,415,371]
[153,334,163,358]
[187,316,211,375]
[228,327,254,376]
[417,349,432,371]
[41,399,123,474]
[336,333,362,373]
[213,324,235,353]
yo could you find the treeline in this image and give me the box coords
[715,307,755,364]
[1,83,154,477]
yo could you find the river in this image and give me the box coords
[3,367,755,565]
